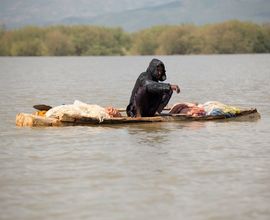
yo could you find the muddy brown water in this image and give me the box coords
[0,55,270,220]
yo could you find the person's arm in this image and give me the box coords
[146,81,180,94]
[146,81,171,94]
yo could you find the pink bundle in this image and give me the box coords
[169,103,206,117]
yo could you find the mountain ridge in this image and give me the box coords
[59,0,270,31]
[1,0,270,31]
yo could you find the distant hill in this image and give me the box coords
[0,0,172,28]
[1,0,270,31]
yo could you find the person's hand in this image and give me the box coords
[171,84,180,94]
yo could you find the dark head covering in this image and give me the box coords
[146,58,167,81]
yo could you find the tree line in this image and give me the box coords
[0,20,270,56]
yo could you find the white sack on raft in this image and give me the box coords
[45,100,110,122]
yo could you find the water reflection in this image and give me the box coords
[123,121,206,147]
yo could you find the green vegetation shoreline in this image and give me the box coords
[0,20,270,56]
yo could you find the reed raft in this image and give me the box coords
[16,108,260,127]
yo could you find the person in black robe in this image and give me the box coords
[126,58,180,117]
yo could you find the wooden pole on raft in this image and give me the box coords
[117,107,172,112]
[33,104,172,113]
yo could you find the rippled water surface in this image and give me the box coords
[0,55,270,220]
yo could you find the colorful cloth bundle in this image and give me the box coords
[169,101,241,118]
[203,101,241,117]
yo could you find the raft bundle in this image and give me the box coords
[16,101,260,127]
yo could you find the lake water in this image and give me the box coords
[0,55,270,220]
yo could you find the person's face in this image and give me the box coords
[157,64,165,80]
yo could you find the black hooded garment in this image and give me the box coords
[126,58,173,117]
